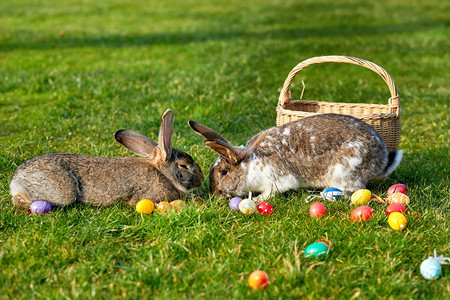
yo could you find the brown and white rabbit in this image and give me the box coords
[189,113,402,201]
[10,109,204,208]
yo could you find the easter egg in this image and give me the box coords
[248,270,269,290]
[157,201,172,213]
[350,189,372,205]
[136,199,155,214]
[321,187,344,200]
[387,184,407,196]
[350,206,373,222]
[386,203,406,215]
[420,258,442,280]
[388,193,410,205]
[317,239,332,249]
[239,199,257,215]
[309,202,326,218]
[30,200,52,214]
[229,197,242,211]
[257,202,274,215]
[305,242,330,259]
[388,212,407,231]
[170,200,186,211]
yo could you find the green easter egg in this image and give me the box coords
[305,242,330,259]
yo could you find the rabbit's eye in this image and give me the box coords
[221,170,228,176]
[179,164,188,169]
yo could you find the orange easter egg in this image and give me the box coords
[388,193,410,205]
[248,270,269,290]
[170,200,186,211]
[157,201,173,213]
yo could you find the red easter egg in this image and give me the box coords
[257,202,274,215]
[387,184,407,196]
[350,206,373,222]
[386,203,406,215]
[309,202,326,218]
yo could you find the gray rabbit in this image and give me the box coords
[10,109,204,208]
[189,113,402,201]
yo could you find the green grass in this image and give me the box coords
[1,0,449,298]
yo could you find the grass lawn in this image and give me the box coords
[0,0,449,298]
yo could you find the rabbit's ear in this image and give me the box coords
[188,120,229,144]
[188,120,247,164]
[115,130,157,157]
[204,140,247,164]
[157,109,174,162]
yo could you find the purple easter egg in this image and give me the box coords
[30,200,52,214]
[229,197,242,211]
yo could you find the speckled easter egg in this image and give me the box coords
[387,184,407,196]
[30,200,52,214]
[350,189,372,205]
[229,197,242,211]
[350,206,373,222]
[388,212,407,231]
[420,258,442,280]
[309,202,326,218]
[386,203,406,215]
[388,193,410,205]
[321,187,344,200]
[257,202,274,215]
[239,199,257,215]
[136,199,155,214]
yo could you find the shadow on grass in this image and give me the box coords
[0,20,445,52]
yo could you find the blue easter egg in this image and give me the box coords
[420,258,442,280]
[305,242,330,259]
[229,197,242,211]
[322,187,344,200]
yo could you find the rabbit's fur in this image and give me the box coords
[189,113,402,201]
[10,109,204,208]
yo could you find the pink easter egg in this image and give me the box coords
[387,184,407,196]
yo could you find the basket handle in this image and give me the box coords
[278,56,400,114]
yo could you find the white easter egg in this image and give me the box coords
[239,199,257,215]
[420,258,442,280]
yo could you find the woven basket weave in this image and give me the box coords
[276,56,401,152]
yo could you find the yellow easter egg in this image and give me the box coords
[136,199,155,214]
[388,212,407,231]
[157,201,173,213]
[388,193,410,205]
[351,189,372,205]
[170,200,186,211]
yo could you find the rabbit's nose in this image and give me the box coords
[195,171,204,185]
[211,188,229,198]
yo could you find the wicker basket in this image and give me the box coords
[276,56,401,152]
